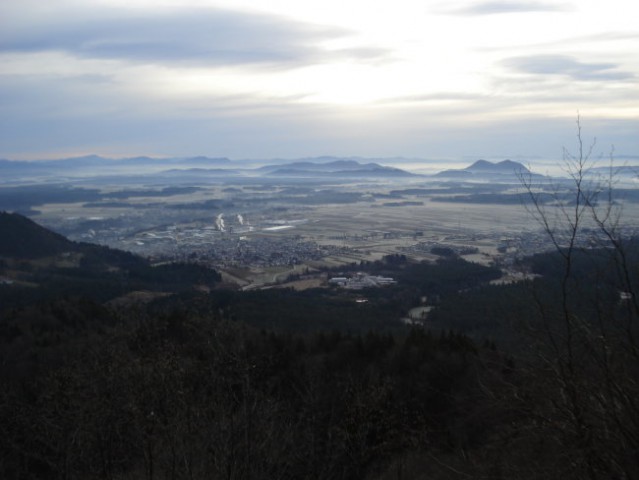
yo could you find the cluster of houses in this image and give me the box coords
[328,273,396,290]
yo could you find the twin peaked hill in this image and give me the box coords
[435,159,534,179]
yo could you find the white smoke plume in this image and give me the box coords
[237,214,244,225]
[215,213,225,232]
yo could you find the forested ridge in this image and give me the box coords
[1,212,638,478]
[1,306,515,479]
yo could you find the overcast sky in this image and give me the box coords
[1,0,637,163]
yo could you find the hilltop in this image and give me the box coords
[465,159,531,174]
[259,159,418,178]
[435,159,537,179]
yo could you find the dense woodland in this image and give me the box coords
[1,211,638,479]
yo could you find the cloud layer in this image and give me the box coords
[0,0,637,160]
[0,6,388,68]
[450,1,569,15]
[504,54,635,81]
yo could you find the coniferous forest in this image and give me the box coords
[1,211,638,479]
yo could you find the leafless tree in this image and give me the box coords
[518,116,639,479]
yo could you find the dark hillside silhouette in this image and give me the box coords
[0,211,74,258]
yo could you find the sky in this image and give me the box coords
[1,0,638,164]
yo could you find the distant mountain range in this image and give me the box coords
[0,155,232,168]
[258,160,418,178]
[0,155,418,181]
[6,155,634,184]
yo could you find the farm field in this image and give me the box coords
[10,173,639,288]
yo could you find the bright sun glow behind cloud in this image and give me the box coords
[99,0,637,110]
